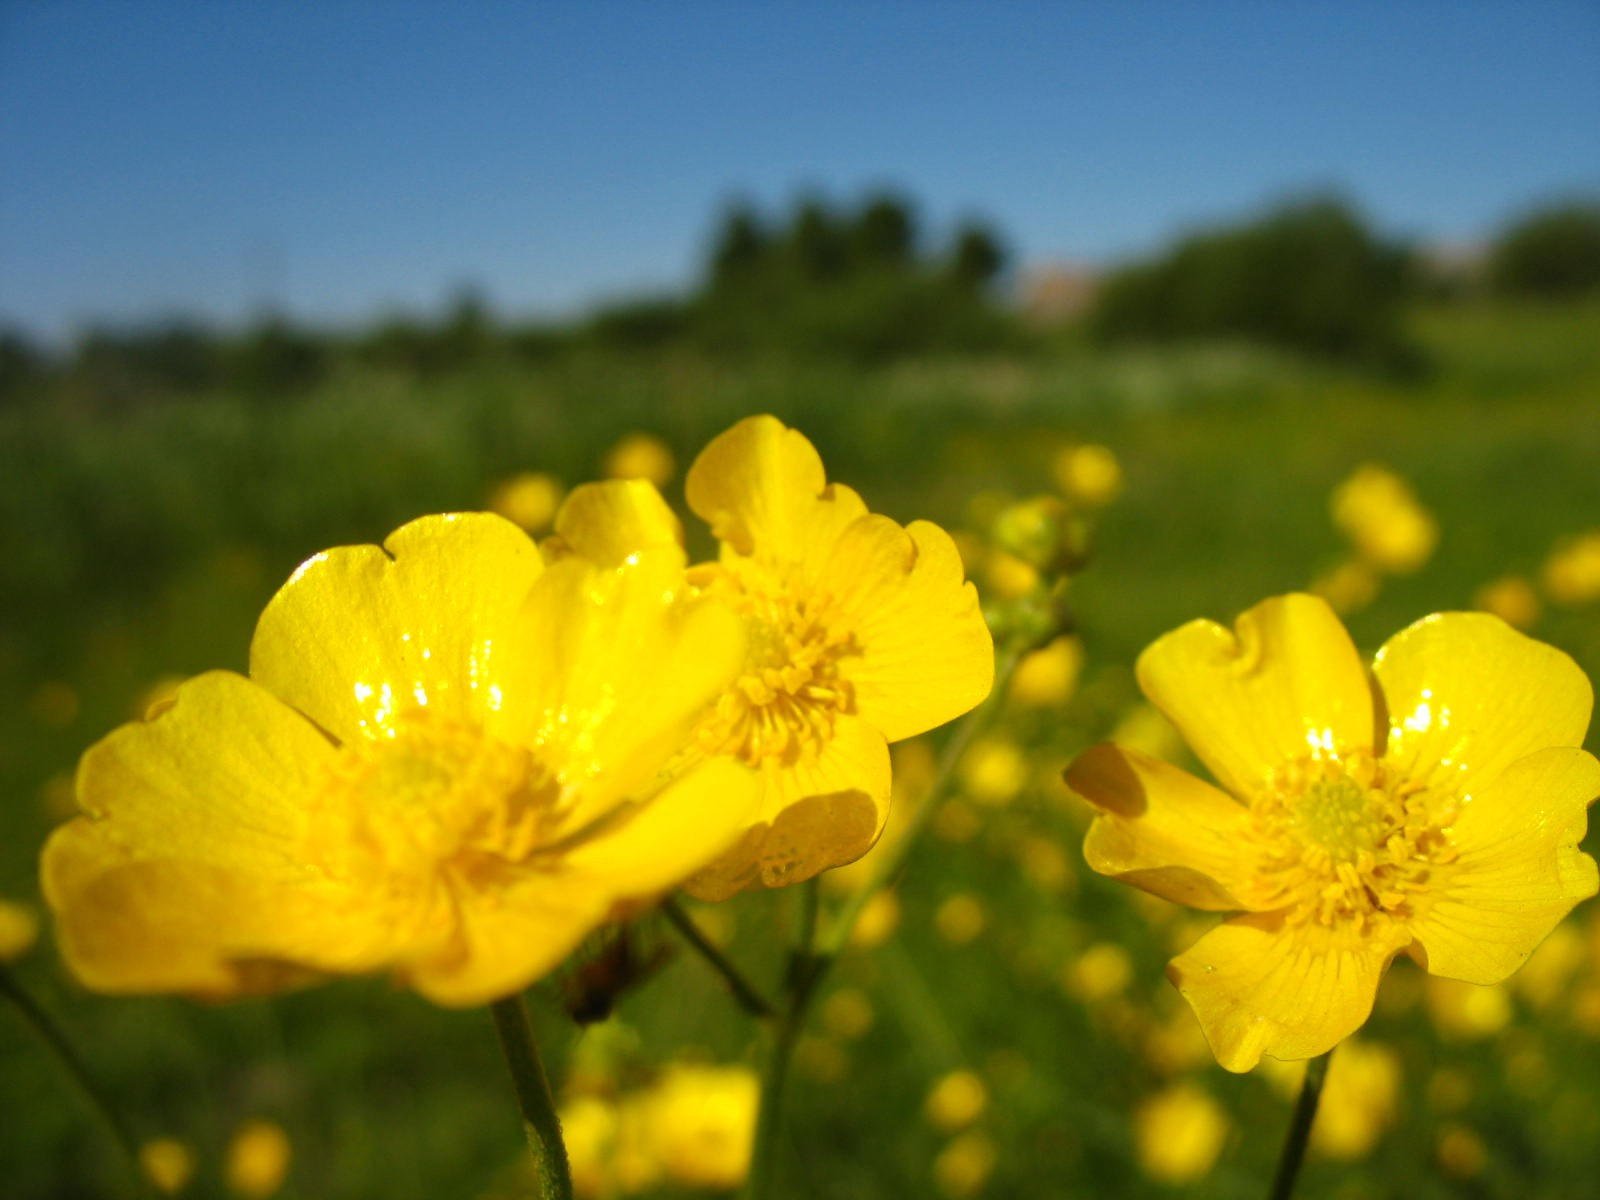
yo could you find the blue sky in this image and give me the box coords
[2,1,1597,340]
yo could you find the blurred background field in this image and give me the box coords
[4,5,1600,1199]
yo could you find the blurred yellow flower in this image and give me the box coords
[1436,1124,1487,1179]
[603,432,676,487]
[1017,835,1074,893]
[793,1034,849,1083]
[1308,558,1380,616]
[1064,942,1132,1004]
[983,548,1041,599]
[43,513,759,1005]
[931,1130,997,1199]
[0,897,40,962]
[1067,593,1599,1071]
[140,1137,196,1196]
[225,1119,291,1198]
[1109,702,1184,763]
[935,894,988,945]
[560,416,992,899]
[1512,919,1584,1010]
[1425,977,1512,1040]
[1330,463,1438,574]
[559,1095,619,1199]
[848,890,901,949]
[1009,635,1083,708]
[1474,574,1541,629]
[1053,442,1123,507]
[821,987,876,1040]
[1542,530,1600,607]
[932,798,983,843]
[1134,1083,1228,1184]
[1265,1039,1400,1159]
[487,471,564,533]
[925,1069,989,1132]
[647,1064,759,1191]
[959,736,1027,806]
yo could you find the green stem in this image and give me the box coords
[1267,1048,1333,1200]
[0,963,149,1195]
[489,994,573,1200]
[660,898,776,1019]
[743,638,1028,1199]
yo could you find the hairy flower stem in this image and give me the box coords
[743,638,1028,1200]
[489,994,573,1200]
[0,964,151,1196]
[660,897,776,1018]
[1267,1048,1333,1200]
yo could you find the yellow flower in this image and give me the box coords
[924,1070,988,1132]
[0,897,40,962]
[646,1064,759,1191]
[1474,574,1541,630]
[43,513,759,1005]
[959,736,1027,806]
[225,1119,291,1198]
[603,432,676,487]
[931,1131,997,1199]
[1308,558,1380,616]
[1542,530,1600,606]
[821,987,876,1040]
[487,471,564,533]
[557,1095,619,1199]
[1134,1083,1228,1184]
[1263,1039,1401,1159]
[556,416,993,898]
[140,1137,196,1195]
[848,890,901,949]
[935,894,987,944]
[1066,593,1599,1071]
[1053,443,1123,507]
[1008,635,1083,707]
[1064,943,1133,1004]
[1330,463,1438,574]
[1425,977,1512,1040]
[1436,1124,1487,1180]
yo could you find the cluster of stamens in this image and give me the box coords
[696,564,857,765]
[1247,751,1458,933]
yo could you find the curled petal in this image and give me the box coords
[547,479,685,567]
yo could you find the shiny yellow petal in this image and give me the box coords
[1374,612,1593,794]
[1409,747,1600,984]
[249,513,544,744]
[822,516,993,742]
[1067,743,1262,910]
[684,714,889,900]
[1137,594,1374,798]
[686,414,866,565]
[1168,914,1407,1072]
[42,672,397,996]
[548,479,685,567]
[516,552,746,821]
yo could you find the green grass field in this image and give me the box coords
[3,302,1598,1199]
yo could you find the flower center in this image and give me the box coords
[1249,751,1458,931]
[693,563,856,765]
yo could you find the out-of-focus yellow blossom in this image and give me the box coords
[1309,558,1380,616]
[43,512,759,1005]
[225,1119,291,1198]
[793,1035,849,1084]
[559,1095,618,1199]
[935,894,988,945]
[849,890,901,949]
[1512,920,1584,1010]
[603,432,676,488]
[487,471,564,533]
[932,1131,997,1199]
[1065,943,1133,1004]
[1009,635,1083,708]
[1573,983,1600,1035]
[959,736,1027,806]
[1265,1040,1401,1159]
[821,987,875,1040]
[1330,464,1438,574]
[1436,1124,1487,1180]
[1067,593,1599,1071]
[1017,835,1074,893]
[140,1138,196,1195]
[925,1069,989,1132]
[1426,977,1512,1040]
[1475,574,1541,630]
[563,417,993,899]
[1542,530,1600,607]
[0,898,40,962]
[29,680,80,728]
[1109,702,1184,764]
[1054,443,1123,507]
[1141,1007,1211,1076]
[1135,1083,1228,1184]
[646,1064,759,1191]
[932,799,983,844]
[983,549,1040,599]
[132,675,185,720]
[1427,1067,1474,1113]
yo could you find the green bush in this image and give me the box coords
[1490,201,1600,298]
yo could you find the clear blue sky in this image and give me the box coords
[3,1,1597,341]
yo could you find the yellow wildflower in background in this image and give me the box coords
[1053,442,1123,507]
[140,1137,197,1196]
[1067,593,1599,1071]
[1474,574,1541,629]
[1330,463,1438,574]
[646,1064,759,1191]
[604,431,676,487]
[1542,530,1600,607]
[1309,558,1380,616]
[225,1119,291,1198]
[557,416,993,898]
[959,736,1027,806]
[1009,635,1083,707]
[1134,1083,1229,1184]
[0,897,39,962]
[486,471,564,533]
[1425,977,1512,1040]
[43,513,758,1005]
[924,1070,988,1132]
[1262,1039,1400,1159]
[931,1130,997,1199]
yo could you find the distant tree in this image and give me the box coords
[852,193,917,269]
[790,197,849,281]
[709,202,770,288]
[950,222,1006,289]
[1491,201,1600,298]
[229,316,327,397]
[0,328,46,405]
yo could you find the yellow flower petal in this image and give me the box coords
[249,513,545,744]
[548,479,685,566]
[1068,743,1261,910]
[1409,746,1600,984]
[42,672,398,996]
[685,414,866,564]
[1167,914,1407,1072]
[683,714,889,900]
[1374,611,1592,794]
[1136,593,1374,798]
[822,516,993,742]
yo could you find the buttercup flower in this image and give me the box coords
[1066,593,1598,1071]
[1329,463,1438,575]
[43,513,757,1006]
[554,416,994,899]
